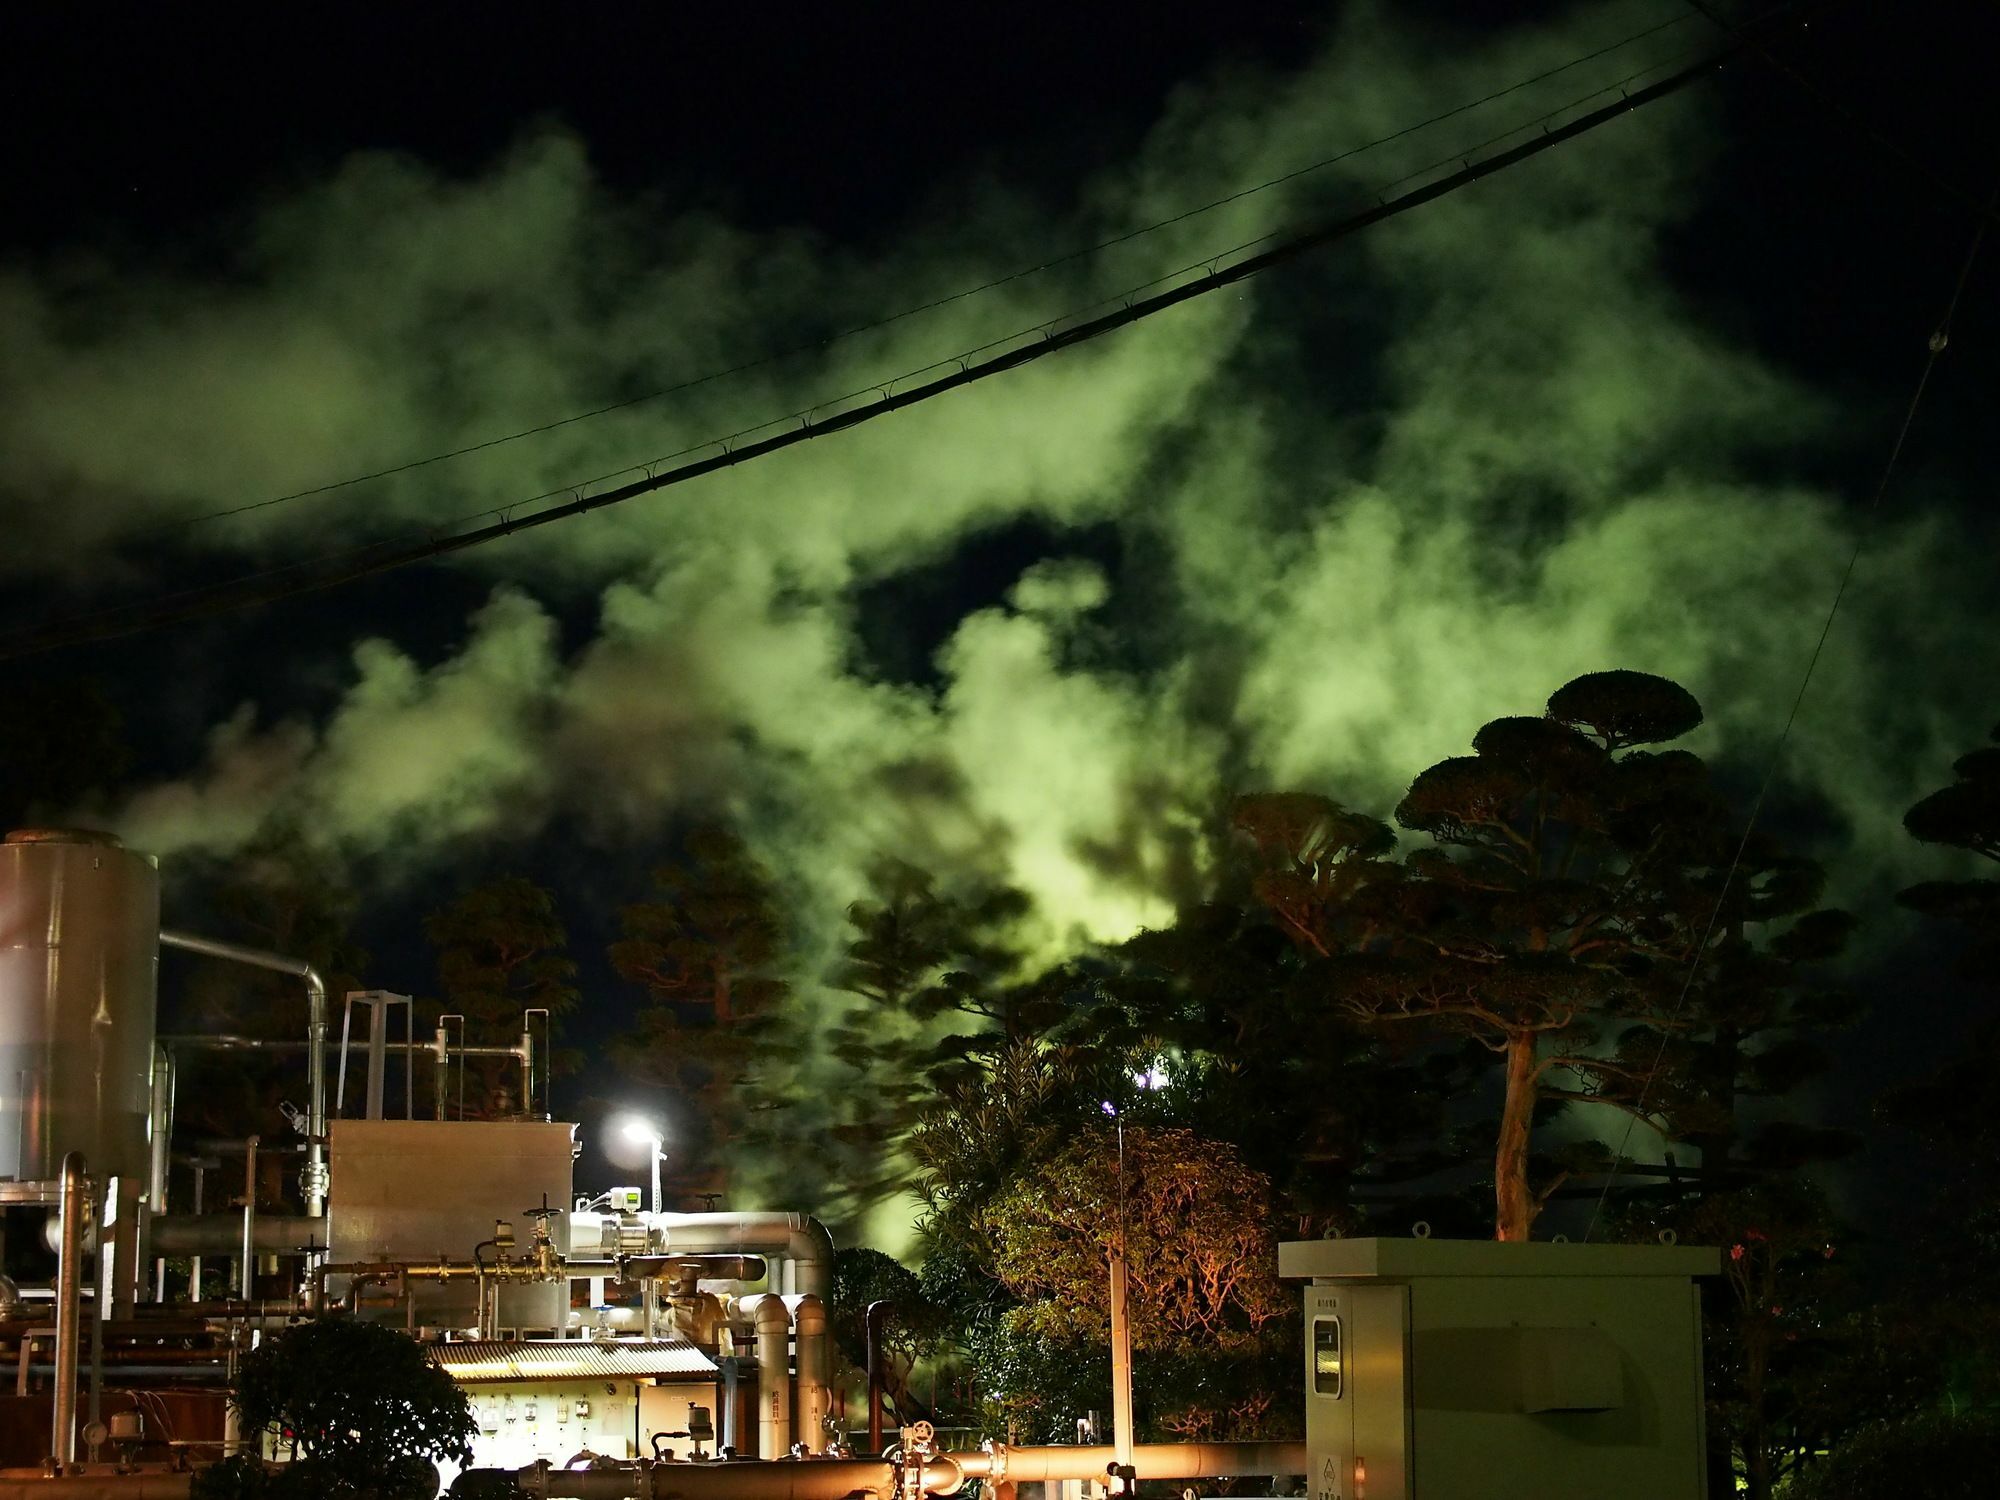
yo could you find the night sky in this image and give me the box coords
[3,1,1997,1213]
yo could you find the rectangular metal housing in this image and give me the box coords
[327,1118,576,1326]
[1283,1238,1717,1500]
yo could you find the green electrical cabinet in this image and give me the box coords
[1279,1238,1719,1500]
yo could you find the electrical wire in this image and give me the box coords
[1582,176,1997,1242]
[155,7,1707,537]
[0,31,1750,661]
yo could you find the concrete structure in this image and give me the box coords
[1279,1237,1718,1500]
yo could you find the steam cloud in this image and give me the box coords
[4,0,1991,1164]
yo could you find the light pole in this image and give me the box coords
[619,1116,667,1215]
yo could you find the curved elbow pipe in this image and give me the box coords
[159,930,328,1215]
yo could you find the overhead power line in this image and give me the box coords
[3,31,1760,662]
[161,6,1706,536]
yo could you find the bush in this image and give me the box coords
[204,1317,475,1500]
[1788,1410,2000,1500]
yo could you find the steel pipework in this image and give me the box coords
[788,1294,830,1454]
[51,1152,87,1472]
[158,931,328,1215]
[957,1442,1308,1483]
[0,1475,193,1498]
[736,1293,794,1459]
[495,1457,967,1500]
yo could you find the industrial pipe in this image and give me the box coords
[0,1475,193,1498]
[150,1214,327,1256]
[488,1444,1306,1500]
[955,1442,1308,1483]
[631,1213,834,1300]
[789,1294,829,1455]
[738,1293,793,1459]
[865,1300,889,1452]
[239,1136,258,1300]
[158,931,327,1216]
[1109,1246,1134,1468]
[147,1044,175,1299]
[52,1151,86,1473]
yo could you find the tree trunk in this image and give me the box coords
[1495,1031,1539,1242]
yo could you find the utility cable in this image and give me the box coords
[1582,175,1997,1242]
[157,7,1707,536]
[0,35,1752,661]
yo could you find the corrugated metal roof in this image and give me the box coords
[431,1338,717,1382]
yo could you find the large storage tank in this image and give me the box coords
[0,829,160,1186]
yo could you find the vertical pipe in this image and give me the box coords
[190,1165,205,1302]
[88,1233,104,1447]
[240,1136,259,1300]
[519,1019,536,1118]
[365,999,387,1120]
[1109,1249,1134,1469]
[791,1294,829,1455]
[865,1301,889,1454]
[743,1294,793,1458]
[52,1151,85,1472]
[148,1045,175,1301]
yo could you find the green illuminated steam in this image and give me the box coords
[0,3,1992,1218]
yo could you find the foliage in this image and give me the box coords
[1624,1181,1851,1499]
[985,1125,1287,1350]
[1242,670,1852,1242]
[759,859,1033,1221]
[610,826,788,1192]
[1898,721,2000,979]
[215,1317,476,1500]
[1784,1410,2000,1500]
[828,1246,951,1423]
[426,876,577,1115]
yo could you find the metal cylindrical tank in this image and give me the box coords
[0,829,160,1186]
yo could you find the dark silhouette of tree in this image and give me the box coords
[827,1247,948,1425]
[1869,723,2000,1428]
[1899,720,2000,976]
[1248,671,1734,1240]
[1573,838,1860,1181]
[793,860,1030,1215]
[194,1317,475,1499]
[610,826,788,1195]
[425,877,576,1117]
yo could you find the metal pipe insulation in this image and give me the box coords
[956,1442,1308,1482]
[737,1293,793,1459]
[496,1457,964,1500]
[158,931,327,1215]
[631,1213,834,1300]
[789,1294,830,1455]
[52,1152,87,1472]
[149,1214,327,1255]
[0,1475,193,1498]
[491,1444,1305,1500]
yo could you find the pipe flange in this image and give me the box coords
[982,1439,1009,1484]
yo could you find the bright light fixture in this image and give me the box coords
[615,1114,664,1148]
